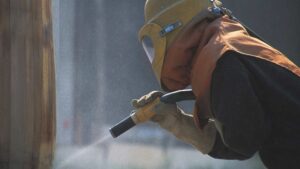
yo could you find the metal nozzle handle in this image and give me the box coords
[110,89,195,138]
[109,115,136,138]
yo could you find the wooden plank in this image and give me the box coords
[0,0,55,169]
[0,1,11,169]
[9,1,31,168]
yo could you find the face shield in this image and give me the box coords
[139,23,167,83]
[141,36,155,63]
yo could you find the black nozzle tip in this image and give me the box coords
[109,115,136,138]
[109,128,117,138]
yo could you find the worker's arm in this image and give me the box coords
[208,51,270,160]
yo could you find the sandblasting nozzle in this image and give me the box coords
[109,89,195,138]
[109,114,136,138]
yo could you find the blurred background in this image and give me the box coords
[51,0,300,169]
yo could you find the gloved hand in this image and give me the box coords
[132,91,217,154]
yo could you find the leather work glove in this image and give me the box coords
[132,91,217,154]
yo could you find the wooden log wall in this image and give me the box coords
[0,0,56,169]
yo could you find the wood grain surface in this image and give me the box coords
[0,0,56,169]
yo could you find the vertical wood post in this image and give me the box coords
[0,0,56,169]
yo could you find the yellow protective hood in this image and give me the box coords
[139,0,222,87]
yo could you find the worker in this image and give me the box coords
[132,0,300,168]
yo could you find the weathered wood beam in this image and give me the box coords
[0,0,56,169]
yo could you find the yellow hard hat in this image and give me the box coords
[139,0,222,85]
